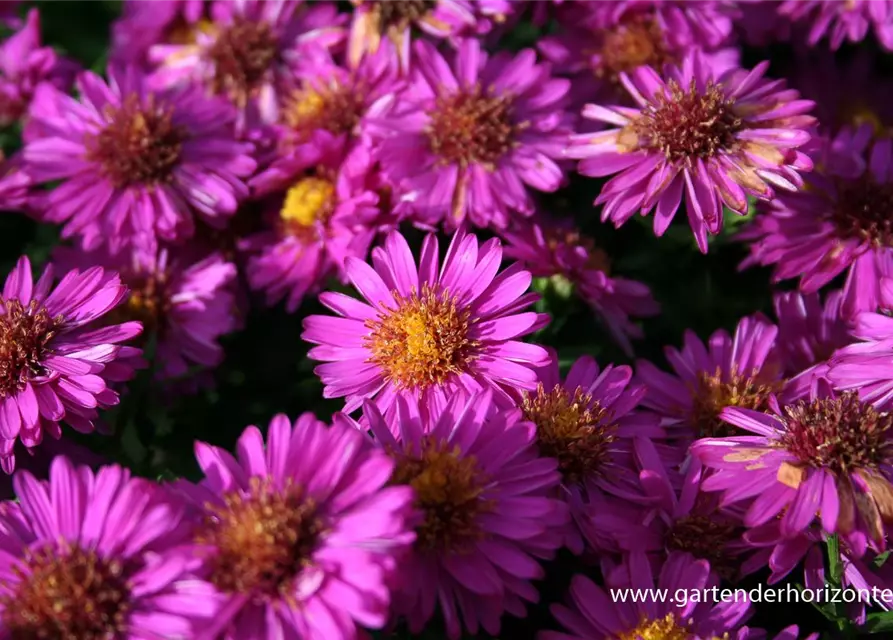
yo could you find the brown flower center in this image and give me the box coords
[522,383,617,485]
[690,368,778,438]
[665,514,741,578]
[207,17,278,105]
[623,79,742,162]
[595,15,673,84]
[831,174,893,249]
[1,545,131,640]
[198,478,324,601]
[391,437,491,552]
[779,392,893,474]
[0,299,59,398]
[427,89,518,168]
[88,94,185,188]
[282,83,365,139]
[372,0,436,32]
[545,229,612,275]
[365,284,477,390]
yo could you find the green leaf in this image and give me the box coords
[863,612,893,633]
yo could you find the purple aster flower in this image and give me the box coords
[0,436,103,501]
[0,256,142,473]
[602,439,763,582]
[740,126,893,318]
[693,390,893,558]
[352,390,567,639]
[278,44,401,147]
[0,456,214,638]
[779,0,893,51]
[174,412,416,639]
[23,65,256,252]
[567,51,815,253]
[538,0,740,108]
[635,314,784,441]
[501,216,659,354]
[241,135,387,312]
[303,227,550,416]
[53,244,238,381]
[369,38,572,230]
[521,352,666,552]
[774,289,853,402]
[148,0,345,131]
[541,552,753,640]
[111,0,207,64]
[786,47,893,137]
[0,8,78,128]
[828,261,893,411]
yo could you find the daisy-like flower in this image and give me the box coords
[111,0,206,64]
[53,244,238,381]
[0,456,213,639]
[828,260,893,411]
[369,38,572,230]
[541,552,752,640]
[22,65,256,252]
[693,390,893,558]
[606,439,762,582]
[241,136,386,313]
[279,45,400,146]
[567,51,815,253]
[302,228,551,416]
[774,289,852,402]
[779,0,893,51]
[0,8,78,128]
[148,0,345,130]
[635,314,784,441]
[0,256,142,473]
[501,216,659,354]
[521,352,666,551]
[175,412,416,640]
[353,390,567,639]
[539,0,739,101]
[739,126,893,318]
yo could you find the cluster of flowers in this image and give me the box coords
[0,0,892,638]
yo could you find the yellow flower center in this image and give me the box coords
[689,367,779,438]
[279,177,335,233]
[522,383,616,484]
[282,84,364,139]
[617,614,690,640]
[365,284,477,390]
[391,438,492,552]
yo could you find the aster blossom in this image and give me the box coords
[22,65,256,252]
[111,0,206,64]
[148,0,345,130]
[693,390,893,558]
[779,0,893,51]
[53,244,239,380]
[0,8,78,128]
[303,227,551,417]
[351,390,568,639]
[541,552,753,640]
[0,256,142,474]
[501,216,659,354]
[521,352,666,552]
[740,125,893,318]
[635,314,783,441]
[0,456,214,639]
[828,258,893,411]
[174,412,416,640]
[568,51,815,253]
[242,136,386,313]
[774,289,852,402]
[369,38,572,230]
